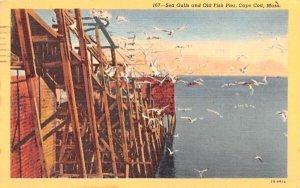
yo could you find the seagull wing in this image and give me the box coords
[180,116,191,119]
[153,26,165,31]
[194,168,201,173]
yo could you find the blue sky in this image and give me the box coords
[35,10,288,41]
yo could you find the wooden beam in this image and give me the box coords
[138,90,154,177]
[32,35,59,43]
[14,9,49,178]
[55,9,87,178]
[111,48,130,178]
[133,85,147,177]
[95,26,118,177]
[126,81,141,176]
[75,9,103,177]
[27,10,60,39]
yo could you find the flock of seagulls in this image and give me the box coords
[221,76,268,96]
[172,75,287,178]
[57,10,287,178]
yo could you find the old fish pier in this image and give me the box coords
[10,9,176,178]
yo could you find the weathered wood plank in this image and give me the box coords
[95,26,118,177]
[75,9,103,177]
[55,9,87,178]
[14,9,49,178]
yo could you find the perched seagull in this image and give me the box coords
[240,64,249,74]
[116,15,129,23]
[180,116,198,123]
[153,26,185,37]
[194,168,208,178]
[167,147,179,156]
[173,133,179,138]
[276,110,288,122]
[255,155,263,162]
[207,109,223,118]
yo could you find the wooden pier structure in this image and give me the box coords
[10,9,176,178]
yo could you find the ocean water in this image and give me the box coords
[156,76,287,178]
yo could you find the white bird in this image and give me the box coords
[146,75,169,86]
[207,109,223,118]
[144,32,160,40]
[90,9,112,20]
[248,84,255,96]
[142,113,162,126]
[86,43,96,48]
[180,116,198,123]
[240,64,249,74]
[177,107,192,111]
[147,105,169,115]
[153,26,185,37]
[255,155,263,162]
[221,82,237,87]
[194,168,208,178]
[69,21,77,30]
[116,15,129,23]
[276,110,288,122]
[104,66,116,77]
[186,79,204,87]
[167,147,179,156]
[173,133,179,138]
[258,76,268,85]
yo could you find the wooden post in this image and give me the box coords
[14,9,49,178]
[55,9,87,178]
[94,26,118,177]
[125,81,141,176]
[138,91,153,176]
[111,48,130,178]
[74,9,103,177]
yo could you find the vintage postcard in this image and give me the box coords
[0,0,299,188]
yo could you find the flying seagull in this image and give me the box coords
[255,155,263,162]
[240,64,249,74]
[180,116,198,123]
[116,15,129,23]
[207,109,223,118]
[194,168,209,178]
[167,147,179,156]
[153,26,185,37]
[276,110,288,122]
